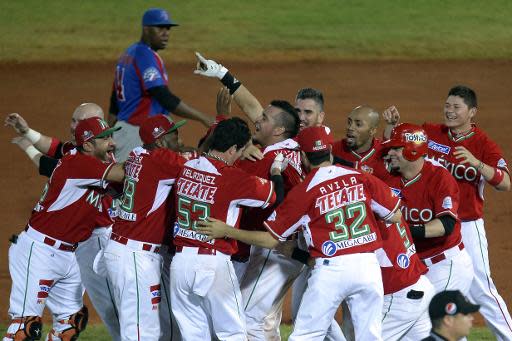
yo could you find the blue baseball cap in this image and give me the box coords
[142,8,178,27]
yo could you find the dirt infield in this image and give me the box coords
[0,60,511,325]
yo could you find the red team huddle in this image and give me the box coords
[3,7,512,341]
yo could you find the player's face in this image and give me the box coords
[386,147,407,172]
[451,313,474,338]
[91,135,116,161]
[444,95,475,130]
[146,26,171,50]
[253,106,281,146]
[161,131,181,151]
[295,98,324,130]
[345,112,374,150]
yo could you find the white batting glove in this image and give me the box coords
[271,153,289,174]
[194,52,228,79]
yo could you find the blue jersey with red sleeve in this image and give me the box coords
[113,41,169,126]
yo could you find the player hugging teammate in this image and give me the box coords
[4,8,511,340]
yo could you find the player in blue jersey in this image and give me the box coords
[109,8,213,161]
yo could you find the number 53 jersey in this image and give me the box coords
[264,165,401,258]
[173,156,276,255]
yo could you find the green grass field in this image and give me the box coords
[0,323,494,340]
[2,0,512,62]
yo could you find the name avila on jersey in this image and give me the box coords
[316,183,366,215]
[427,156,478,182]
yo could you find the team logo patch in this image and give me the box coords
[173,222,180,237]
[143,67,161,82]
[321,240,337,257]
[428,140,451,155]
[445,302,457,315]
[391,188,402,198]
[404,132,427,143]
[149,284,161,308]
[442,196,453,209]
[312,139,326,151]
[497,158,507,168]
[82,130,93,141]
[37,279,54,303]
[152,126,166,138]
[396,253,410,269]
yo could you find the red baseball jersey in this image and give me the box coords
[114,147,185,245]
[378,218,427,295]
[173,156,276,255]
[380,160,462,259]
[29,149,114,244]
[236,139,303,230]
[423,123,509,220]
[264,165,401,258]
[46,138,116,228]
[332,138,389,178]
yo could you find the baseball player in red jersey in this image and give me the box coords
[4,117,124,341]
[170,117,279,340]
[331,105,388,177]
[378,216,435,341]
[380,124,474,297]
[198,126,403,340]
[384,86,512,340]
[193,53,306,340]
[5,105,122,341]
[101,115,185,341]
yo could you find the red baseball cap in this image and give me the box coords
[75,117,121,146]
[139,115,186,144]
[297,126,334,153]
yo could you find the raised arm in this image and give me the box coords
[5,113,54,153]
[194,52,263,123]
[382,106,401,140]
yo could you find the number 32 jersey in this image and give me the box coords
[264,165,401,258]
[173,156,276,255]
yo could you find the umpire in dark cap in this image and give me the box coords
[422,290,480,340]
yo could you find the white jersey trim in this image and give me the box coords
[47,178,107,212]
[262,138,299,155]
[306,166,360,192]
[185,156,221,175]
[146,178,176,216]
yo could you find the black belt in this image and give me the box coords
[407,290,424,300]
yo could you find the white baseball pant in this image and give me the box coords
[170,247,246,341]
[289,253,384,341]
[462,219,512,341]
[381,275,435,341]
[104,238,163,341]
[240,246,304,341]
[5,230,83,340]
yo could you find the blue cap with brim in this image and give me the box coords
[142,8,179,27]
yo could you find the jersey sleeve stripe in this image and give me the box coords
[261,181,274,209]
[263,221,286,241]
[101,163,115,189]
[435,210,457,219]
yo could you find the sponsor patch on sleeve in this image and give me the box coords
[143,67,161,82]
[497,158,508,169]
[442,196,453,209]
[428,140,451,155]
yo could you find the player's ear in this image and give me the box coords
[469,107,477,121]
[83,141,95,153]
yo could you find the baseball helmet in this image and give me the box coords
[381,123,428,161]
